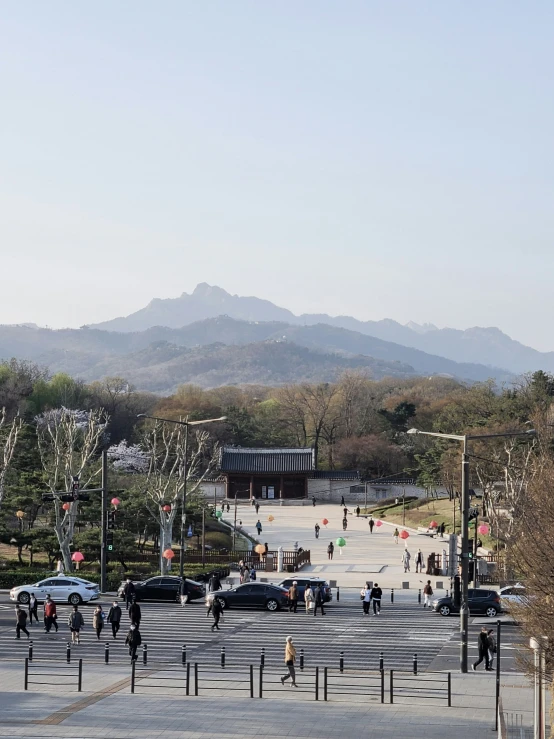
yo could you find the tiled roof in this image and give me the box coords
[220,447,315,474]
[366,473,416,485]
[310,470,360,480]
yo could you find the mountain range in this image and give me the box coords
[0,283,551,392]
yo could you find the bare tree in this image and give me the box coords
[36,407,107,570]
[0,407,23,509]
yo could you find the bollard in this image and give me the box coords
[339,651,344,673]
[418,589,421,604]
[143,643,148,665]
[379,651,384,672]
[66,642,71,663]
[104,642,109,664]
[221,646,226,668]
[260,647,265,668]
[28,640,33,662]
[300,648,304,671]
[413,653,418,675]
[337,586,340,602]
[391,588,394,603]
[182,644,186,665]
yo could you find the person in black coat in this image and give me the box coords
[208,574,222,592]
[211,599,223,631]
[15,606,30,639]
[179,578,189,607]
[107,602,122,639]
[370,584,382,615]
[123,579,136,610]
[128,600,141,628]
[313,584,326,617]
[472,627,491,671]
[125,624,142,661]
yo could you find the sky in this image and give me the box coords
[1,2,554,350]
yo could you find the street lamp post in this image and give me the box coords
[408,427,535,673]
[137,413,226,577]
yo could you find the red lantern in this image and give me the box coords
[322,518,329,526]
[399,530,409,540]
[478,523,490,535]
[162,505,171,512]
[111,497,120,508]
[429,520,438,529]
[62,502,71,511]
[163,548,175,560]
[375,520,383,527]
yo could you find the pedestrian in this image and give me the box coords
[393,528,399,544]
[304,585,314,613]
[368,517,374,533]
[356,506,360,517]
[472,627,491,671]
[125,623,141,662]
[222,501,226,512]
[56,559,64,574]
[256,520,262,535]
[43,595,57,633]
[208,573,222,591]
[487,629,496,669]
[370,583,382,615]
[288,581,298,613]
[15,605,30,639]
[211,598,223,631]
[415,549,424,573]
[107,601,122,639]
[68,605,84,645]
[179,578,189,607]
[243,567,251,583]
[361,584,371,615]
[239,563,245,584]
[312,496,316,507]
[439,522,445,538]
[128,599,141,628]
[313,583,326,616]
[340,496,345,506]
[402,548,411,573]
[226,502,230,513]
[423,580,433,608]
[28,594,38,626]
[342,517,348,531]
[280,636,298,687]
[255,501,260,515]
[250,567,256,581]
[343,506,348,518]
[92,605,105,640]
[327,542,334,560]
[123,578,135,610]
[314,523,320,539]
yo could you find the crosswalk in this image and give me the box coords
[0,598,457,672]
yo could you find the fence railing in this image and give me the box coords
[323,668,385,703]
[24,657,82,692]
[389,670,451,706]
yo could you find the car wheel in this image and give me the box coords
[17,592,30,605]
[439,605,451,616]
[485,607,498,618]
[215,597,227,609]
[69,593,82,606]
[266,598,279,611]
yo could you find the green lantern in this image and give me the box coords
[336,537,346,549]
[216,510,223,519]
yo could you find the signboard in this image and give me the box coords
[261,486,267,499]
[268,486,275,499]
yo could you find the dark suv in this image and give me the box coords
[278,577,332,603]
[432,588,502,618]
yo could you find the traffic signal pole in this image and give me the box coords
[460,437,470,673]
[100,450,108,593]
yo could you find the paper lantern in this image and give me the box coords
[478,523,490,535]
[71,551,84,562]
[375,520,383,527]
[399,530,409,540]
[216,510,223,519]
[254,544,266,554]
[322,518,329,526]
[162,505,171,512]
[111,497,120,508]
[62,502,71,511]
[429,520,438,529]
[267,515,274,522]
[336,537,346,547]
[15,510,25,519]
[163,548,175,559]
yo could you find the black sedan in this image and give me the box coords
[207,583,289,611]
[432,588,502,618]
[118,576,205,603]
[278,577,332,603]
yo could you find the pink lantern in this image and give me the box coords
[162,505,171,512]
[71,551,84,570]
[62,502,71,511]
[111,497,120,508]
[375,520,383,527]
[399,530,409,540]
[322,518,329,526]
[478,523,490,535]
[163,548,175,560]
[429,520,438,529]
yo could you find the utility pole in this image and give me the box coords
[460,438,470,673]
[232,494,237,550]
[402,486,406,526]
[179,420,189,579]
[201,507,206,567]
[100,450,108,593]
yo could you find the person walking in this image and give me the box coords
[402,548,411,573]
[343,506,348,518]
[211,598,223,631]
[361,584,371,616]
[342,516,348,531]
[423,580,433,608]
[415,549,424,573]
[226,502,230,513]
[125,623,141,662]
[28,594,38,626]
[368,517,375,533]
[304,585,314,613]
[393,528,399,545]
[472,627,491,671]
[250,567,256,581]
[312,496,316,507]
[370,583,382,615]
[68,605,84,645]
[128,600,141,629]
[208,573,222,592]
[255,520,262,536]
[15,606,30,639]
[243,567,251,583]
[43,595,57,633]
[313,584,326,617]
[123,578,136,610]
[327,542,334,560]
[340,496,345,506]
[487,629,496,669]
[107,601,122,639]
[179,577,189,607]
[280,636,298,687]
[288,581,298,613]
[314,523,320,539]
[255,501,260,515]
[92,605,105,640]
[356,505,360,517]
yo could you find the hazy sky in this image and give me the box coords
[2,2,553,350]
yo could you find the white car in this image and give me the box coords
[498,583,527,610]
[10,576,99,605]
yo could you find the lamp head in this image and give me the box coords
[407,428,419,435]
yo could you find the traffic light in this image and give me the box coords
[107,511,116,530]
[106,531,114,551]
